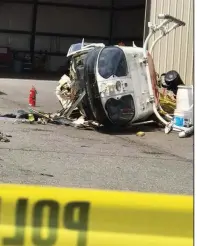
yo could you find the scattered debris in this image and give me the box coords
[0,117,16,122]
[136,131,145,137]
[0,132,11,142]
[40,173,54,178]
[0,113,16,118]
[179,126,194,138]
[16,109,29,119]
[28,113,35,123]
[37,118,48,125]
[0,107,98,130]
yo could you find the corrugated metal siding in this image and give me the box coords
[147,0,193,85]
[0,2,32,51]
[39,0,111,7]
[38,0,144,7]
[36,6,110,37]
[114,0,145,7]
[0,1,146,72]
[0,3,32,31]
[35,4,146,71]
[35,5,111,71]
[113,9,145,39]
[0,33,30,51]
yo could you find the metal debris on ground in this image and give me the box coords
[0,106,97,130]
[0,132,12,142]
[70,117,98,131]
[0,117,16,122]
[37,118,48,125]
[16,109,29,119]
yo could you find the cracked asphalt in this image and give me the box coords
[0,77,193,194]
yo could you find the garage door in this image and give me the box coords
[0,0,146,73]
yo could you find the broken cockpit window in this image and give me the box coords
[98,46,128,79]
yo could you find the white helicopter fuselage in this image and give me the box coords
[96,46,154,123]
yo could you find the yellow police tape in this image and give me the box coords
[0,184,193,246]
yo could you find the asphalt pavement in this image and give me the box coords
[0,76,193,195]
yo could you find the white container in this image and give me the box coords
[183,110,193,127]
[176,85,193,111]
[174,109,193,127]
[174,85,193,128]
[174,110,184,127]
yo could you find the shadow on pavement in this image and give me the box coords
[98,122,163,136]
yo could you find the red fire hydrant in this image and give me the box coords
[29,86,37,107]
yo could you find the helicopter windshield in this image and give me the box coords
[98,46,128,79]
[67,43,83,57]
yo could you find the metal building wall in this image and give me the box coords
[146,0,194,85]
[0,0,146,72]
[35,4,111,71]
[35,0,146,71]
[0,3,32,51]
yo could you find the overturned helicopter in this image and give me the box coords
[56,39,158,126]
[56,14,193,137]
